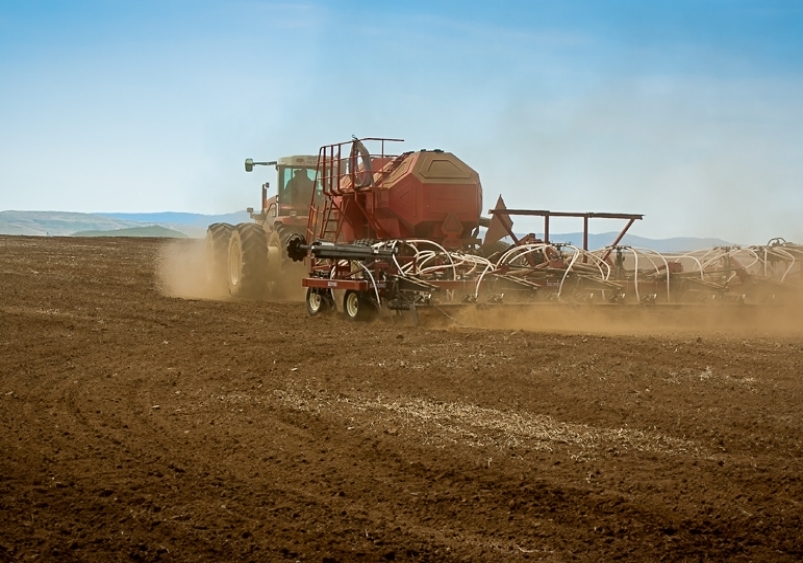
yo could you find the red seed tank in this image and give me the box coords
[335,148,483,249]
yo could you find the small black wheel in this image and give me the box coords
[343,290,377,322]
[306,288,332,316]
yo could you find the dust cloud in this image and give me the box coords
[446,302,803,337]
[155,238,307,302]
[274,269,308,302]
[154,241,802,336]
[156,239,230,300]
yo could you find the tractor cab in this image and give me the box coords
[245,155,320,222]
[275,156,319,215]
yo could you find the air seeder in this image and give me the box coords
[282,137,803,321]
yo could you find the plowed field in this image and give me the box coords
[1,235,802,562]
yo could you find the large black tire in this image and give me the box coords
[227,223,269,299]
[205,223,234,291]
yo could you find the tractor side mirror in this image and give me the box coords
[245,158,254,172]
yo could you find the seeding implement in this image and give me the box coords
[284,137,803,321]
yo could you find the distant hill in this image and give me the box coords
[95,211,250,228]
[0,210,143,236]
[88,211,252,238]
[72,225,188,238]
[534,232,734,253]
[1,210,737,251]
[0,210,250,238]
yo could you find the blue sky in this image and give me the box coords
[1,0,802,240]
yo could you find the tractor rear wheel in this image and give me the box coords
[205,222,234,291]
[269,224,307,300]
[227,223,269,299]
[306,288,333,316]
[343,290,377,322]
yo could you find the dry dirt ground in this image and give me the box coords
[2,235,803,562]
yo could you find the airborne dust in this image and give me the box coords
[156,238,306,302]
[448,301,803,337]
[156,239,229,300]
[156,239,803,336]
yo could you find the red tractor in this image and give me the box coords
[205,154,320,299]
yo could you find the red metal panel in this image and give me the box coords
[302,278,386,291]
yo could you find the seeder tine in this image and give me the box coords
[575,275,624,291]
[490,275,542,291]
[394,275,440,292]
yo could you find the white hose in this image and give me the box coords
[557,250,583,301]
[629,247,670,301]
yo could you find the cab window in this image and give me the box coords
[278,167,319,205]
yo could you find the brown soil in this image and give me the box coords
[1,235,802,562]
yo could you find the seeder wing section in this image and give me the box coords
[293,238,803,321]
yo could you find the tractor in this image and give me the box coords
[205,154,319,299]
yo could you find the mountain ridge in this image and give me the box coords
[0,210,737,251]
[0,210,249,238]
